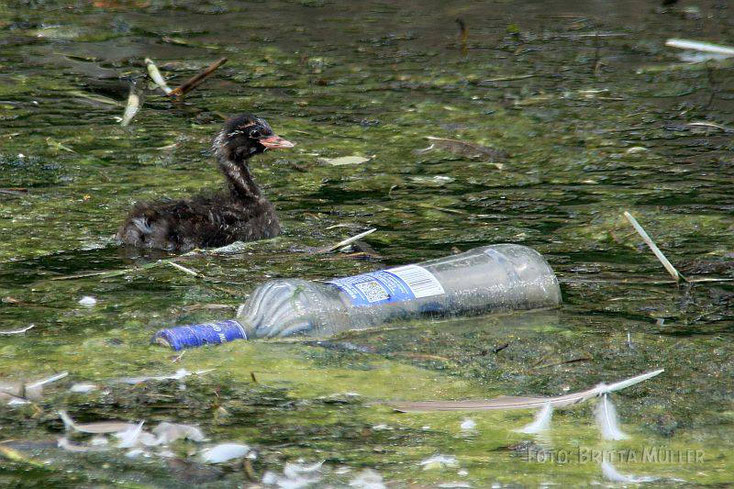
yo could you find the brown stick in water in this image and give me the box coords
[169,57,228,98]
[456,18,468,57]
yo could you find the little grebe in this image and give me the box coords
[117,114,294,251]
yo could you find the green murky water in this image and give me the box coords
[1,0,733,487]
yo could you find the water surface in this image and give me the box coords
[1,1,733,487]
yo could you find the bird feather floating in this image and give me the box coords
[120,87,140,127]
[390,369,663,412]
[515,402,553,434]
[145,58,173,95]
[595,393,627,440]
[115,421,145,448]
[601,461,658,483]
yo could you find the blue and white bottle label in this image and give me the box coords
[326,265,445,307]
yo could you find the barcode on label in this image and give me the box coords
[387,265,445,298]
[355,280,390,303]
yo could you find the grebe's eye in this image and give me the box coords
[250,129,261,139]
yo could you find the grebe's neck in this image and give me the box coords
[217,156,263,202]
[213,131,263,202]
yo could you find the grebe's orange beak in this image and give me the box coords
[259,135,295,149]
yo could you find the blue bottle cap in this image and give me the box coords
[152,319,247,350]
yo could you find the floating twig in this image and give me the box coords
[68,90,121,106]
[48,257,240,296]
[552,32,628,40]
[145,58,173,95]
[318,228,376,253]
[165,262,240,296]
[0,324,35,335]
[665,38,734,57]
[456,18,468,57]
[0,188,29,196]
[623,211,687,283]
[686,121,734,133]
[50,260,163,280]
[120,86,141,127]
[26,371,68,389]
[481,74,536,83]
[167,261,201,277]
[535,355,592,370]
[169,57,227,98]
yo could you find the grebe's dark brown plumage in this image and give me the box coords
[117,114,294,252]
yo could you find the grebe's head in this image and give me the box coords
[213,113,294,163]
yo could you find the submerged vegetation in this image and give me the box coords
[1,0,733,487]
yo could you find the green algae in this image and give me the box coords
[1,0,734,487]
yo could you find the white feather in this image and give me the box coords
[595,394,627,440]
[515,402,553,434]
[58,410,77,431]
[601,461,657,483]
[200,443,250,463]
[115,421,145,448]
[600,369,664,394]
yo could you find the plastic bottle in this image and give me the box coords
[153,244,561,350]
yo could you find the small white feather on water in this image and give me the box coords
[120,88,140,127]
[200,443,250,463]
[283,460,324,478]
[349,468,386,489]
[78,296,97,307]
[601,461,657,483]
[90,436,108,446]
[125,448,146,458]
[145,58,173,95]
[262,460,323,488]
[116,421,145,448]
[138,431,161,447]
[58,437,109,453]
[516,402,553,434]
[460,418,477,431]
[420,454,458,470]
[8,398,30,406]
[152,422,206,444]
[595,394,627,441]
[70,382,98,393]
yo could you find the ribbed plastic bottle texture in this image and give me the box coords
[153,244,561,350]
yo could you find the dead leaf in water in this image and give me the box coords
[415,136,508,161]
[319,155,371,166]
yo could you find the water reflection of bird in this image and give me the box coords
[117,114,294,252]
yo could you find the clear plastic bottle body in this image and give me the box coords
[238,244,561,339]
